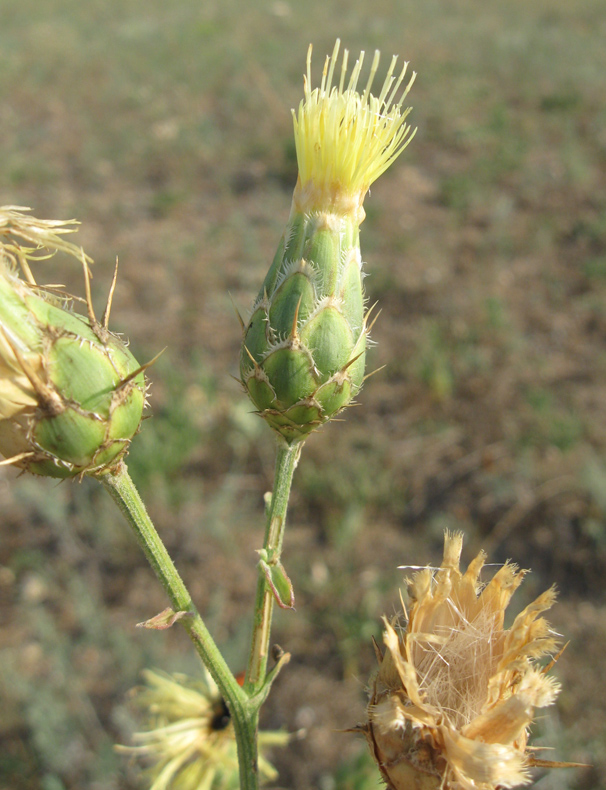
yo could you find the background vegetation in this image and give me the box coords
[1,0,605,788]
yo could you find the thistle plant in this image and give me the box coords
[0,41,575,790]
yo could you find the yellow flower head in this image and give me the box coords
[292,39,416,220]
[366,532,564,790]
[119,670,289,790]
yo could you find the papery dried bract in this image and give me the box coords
[366,532,561,790]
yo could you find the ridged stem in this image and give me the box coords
[100,462,260,790]
[245,442,301,694]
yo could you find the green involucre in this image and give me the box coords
[0,276,145,478]
[240,210,367,443]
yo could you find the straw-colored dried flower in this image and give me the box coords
[365,532,565,790]
[119,669,289,790]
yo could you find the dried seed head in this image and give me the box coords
[118,669,289,790]
[366,532,563,790]
[0,206,146,477]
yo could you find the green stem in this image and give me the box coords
[100,462,259,790]
[245,442,301,694]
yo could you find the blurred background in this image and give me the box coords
[1,0,605,788]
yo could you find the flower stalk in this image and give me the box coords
[100,463,261,790]
[245,442,301,694]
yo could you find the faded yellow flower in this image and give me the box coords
[119,669,289,790]
[0,206,85,423]
[366,532,565,790]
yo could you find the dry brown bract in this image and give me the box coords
[366,532,561,790]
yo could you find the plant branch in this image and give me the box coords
[245,442,301,694]
[100,462,260,790]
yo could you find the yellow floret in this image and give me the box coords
[292,39,416,219]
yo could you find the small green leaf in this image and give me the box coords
[259,559,295,610]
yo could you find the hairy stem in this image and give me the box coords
[100,462,260,790]
[245,442,301,694]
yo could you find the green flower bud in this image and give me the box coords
[0,207,146,478]
[240,40,415,443]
